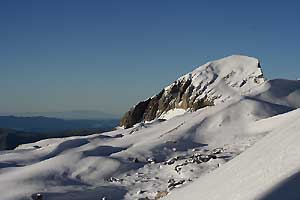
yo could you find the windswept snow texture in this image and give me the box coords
[166,54,265,104]
[253,79,300,108]
[0,55,299,200]
[165,109,300,200]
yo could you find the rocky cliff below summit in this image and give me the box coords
[120,55,265,128]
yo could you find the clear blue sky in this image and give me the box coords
[1,0,300,115]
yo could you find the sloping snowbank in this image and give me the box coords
[0,96,292,200]
[165,109,300,200]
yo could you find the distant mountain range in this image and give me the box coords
[0,116,120,150]
[0,110,118,120]
[0,116,119,132]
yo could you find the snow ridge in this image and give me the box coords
[165,109,300,200]
[174,55,265,103]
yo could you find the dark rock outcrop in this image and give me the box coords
[120,99,151,129]
[120,78,213,128]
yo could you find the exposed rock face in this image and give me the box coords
[120,80,214,129]
[120,98,152,129]
[120,55,265,128]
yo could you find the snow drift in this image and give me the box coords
[165,109,300,200]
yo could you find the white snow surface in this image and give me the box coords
[164,55,265,105]
[252,79,300,108]
[0,55,299,200]
[158,109,186,120]
[165,109,300,200]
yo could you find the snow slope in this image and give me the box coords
[0,55,299,200]
[252,79,300,108]
[0,98,293,200]
[0,99,278,199]
[165,108,300,200]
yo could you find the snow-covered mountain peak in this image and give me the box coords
[121,55,265,128]
[192,55,261,76]
[175,55,264,96]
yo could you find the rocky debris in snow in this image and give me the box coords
[114,133,124,138]
[128,157,141,163]
[175,162,190,173]
[137,190,147,195]
[212,147,224,154]
[117,147,230,199]
[147,157,157,164]
[136,172,145,177]
[168,179,186,190]
[164,157,179,165]
[161,148,227,173]
[194,154,217,163]
[107,177,123,183]
[155,191,169,199]
[168,179,175,184]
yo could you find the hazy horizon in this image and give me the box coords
[1,1,300,115]
[0,109,120,119]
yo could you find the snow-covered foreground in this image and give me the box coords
[0,55,299,200]
[0,98,297,200]
[166,108,300,200]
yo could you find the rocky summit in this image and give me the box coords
[120,55,265,128]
